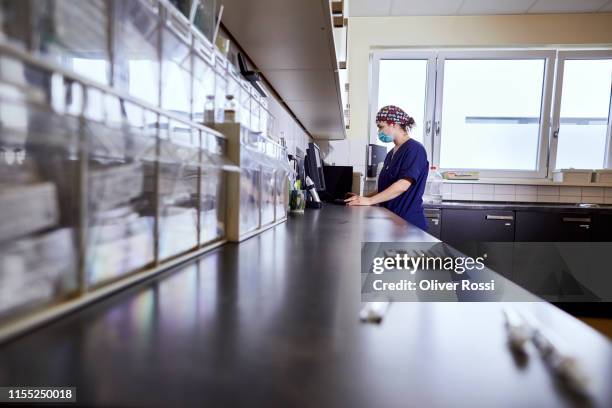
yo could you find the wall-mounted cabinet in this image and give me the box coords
[0,49,236,328]
[161,18,192,120]
[0,0,298,340]
[214,123,292,242]
[219,0,346,139]
[0,85,79,320]
[114,0,161,106]
[85,98,156,286]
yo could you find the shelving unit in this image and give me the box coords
[214,123,291,242]
[0,0,292,342]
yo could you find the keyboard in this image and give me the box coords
[330,198,347,205]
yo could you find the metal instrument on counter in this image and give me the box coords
[503,308,590,397]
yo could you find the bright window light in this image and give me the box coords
[439,59,546,170]
[555,59,612,170]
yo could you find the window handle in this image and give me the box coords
[425,120,432,135]
[552,127,559,138]
[434,121,441,135]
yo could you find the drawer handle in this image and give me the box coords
[486,215,513,221]
[562,217,591,223]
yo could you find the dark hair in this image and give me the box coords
[398,116,416,132]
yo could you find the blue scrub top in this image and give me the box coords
[377,138,429,231]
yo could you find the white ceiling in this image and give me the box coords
[349,0,612,17]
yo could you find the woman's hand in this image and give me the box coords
[344,195,373,206]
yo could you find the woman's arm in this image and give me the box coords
[346,190,378,199]
[345,179,411,206]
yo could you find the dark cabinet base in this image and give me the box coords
[436,206,612,318]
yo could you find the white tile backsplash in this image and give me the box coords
[537,195,560,203]
[558,195,579,203]
[452,184,473,195]
[537,186,560,196]
[516,194,537,203]
[516,185,537,195]
[581,187,604,198]
[439,182,612,205]
[581,196,606,204]
[494,185,515,195]
[453,193,473,201]
[473,184,494,194]
[493,194,515,202]
[559,186,581,196]
[473,194,494,201]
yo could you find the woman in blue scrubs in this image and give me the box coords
[345,105,430,231]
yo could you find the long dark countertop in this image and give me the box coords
[0,205,610,407]
[425,200,612,213]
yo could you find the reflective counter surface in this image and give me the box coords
[0,205,610,407]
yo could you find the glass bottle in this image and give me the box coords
[204,95,215,124]
[427,165,444,204]
[224,94,236,123]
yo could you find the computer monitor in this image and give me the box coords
[305,142,326,191]
[294,147,306,185]
[322,166,353,200]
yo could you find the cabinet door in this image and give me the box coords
[441,209,514,244]
[592,213,612,242]
[515,211,591,242]
[565,213,612,317]
[440,209,514,279]
[424,208,441,239]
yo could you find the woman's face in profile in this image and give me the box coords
[377,121,396,140]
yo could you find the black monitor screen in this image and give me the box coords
[322,166,353,200]
[313,146,322,168]
[306,143,326,191]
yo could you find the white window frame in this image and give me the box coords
[433,50,556,179]
[549,50,612,175]
[369,50,436,163]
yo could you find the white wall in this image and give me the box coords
[263,83,312,156]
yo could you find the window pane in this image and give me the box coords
[555,59,612,170]
[377,59,428,143]
[439,59,545,170]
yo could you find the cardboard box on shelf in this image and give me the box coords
[592,169,612,184]
[553,169,593,184]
